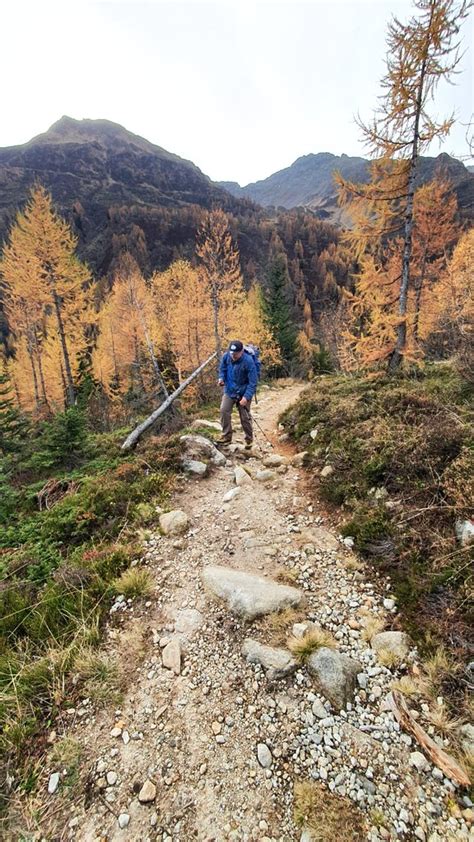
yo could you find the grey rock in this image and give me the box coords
[291,451,308,467]
[202,565,302,619]
[311,698,328,719]
[409,751,429,772]
[257,743,273,768]
[180,433,226,466]
[455,519,474,547]
[456,722,474,755]
[223,487,242,503]
[138,779,157,803]
[234,465,252,486]
[371,631,410,659]
[191,419,221,431]
[255,469,278,482]
[174,608,203,637]
[118,814,130,828]
[262,454,285,468]
[242,638,297,680]
[162,639,182,675]
[307,647,362,709]
[159,510,189,536]
[320,465,334,478]
[106,771,118,786]
[181,459,208,477]
[48,772,60,794]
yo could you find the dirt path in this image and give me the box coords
[18,383,471,842]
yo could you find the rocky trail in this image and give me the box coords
[25,383,472,842]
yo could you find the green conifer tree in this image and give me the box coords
[0,361,28,455]
[264,254,297,374]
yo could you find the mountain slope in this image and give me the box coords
[220,151,474,221]
[0,116,256,276]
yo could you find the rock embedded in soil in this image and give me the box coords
[180,433,226,466]
[371,631,410,659]
[291,451,308,467]
[262,454,286,468]
[118,813,130,828]
[162,639,182,674]
[242,638,297,680]
[255,469,278,483]
[257,743,273,768]
[202,565,302,620]
[181,459,208,477]
[48,772,60,794]
[223,487,242,502]
[138,779,157,803]
[307,647,362,709]
[320,465,334,478]
[159,510,189,536]
[174,608,203,637]
[234,465,252,486]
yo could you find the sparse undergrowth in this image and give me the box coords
[0,418,184,814]
[280,363,473,711]
[294,780,367,840]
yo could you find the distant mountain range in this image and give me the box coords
[219,151,474,222]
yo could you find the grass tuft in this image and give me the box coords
[112,568,154,599]
[360,615,385,642]
[294,780,366,841]
[288,628,336,662]
[376,647,403,668]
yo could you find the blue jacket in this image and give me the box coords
[219,351,257,401]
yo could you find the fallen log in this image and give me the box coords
[121,352,217,451]
[388,690,470,787]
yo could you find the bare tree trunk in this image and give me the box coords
[388,16,432,372]
[28,346,40,411]
[53,290,76,406]
[122,352,217,450]
[413,250,428,344]
[211,281,222,363]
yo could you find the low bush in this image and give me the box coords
[281,363,473,709]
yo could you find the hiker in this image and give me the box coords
[218,340,258,449]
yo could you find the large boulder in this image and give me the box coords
[159,510,189,536]
[179,434,226,467]
[242,638,297,680]
[202,565,302,620]
[307,647,361,709]
[371,631,410,660]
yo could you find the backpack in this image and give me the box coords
[243,344,261,381]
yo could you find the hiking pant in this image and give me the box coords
[220,394,253,443]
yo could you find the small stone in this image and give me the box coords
[110,726,122,738]
[118,813,130,828]
[234,465,252,486]
[223,487,241,503]
[48,772,60,794]
[211,721,221,735]
[311,699,328,719]
[409,751,429,772]
[320,465,334,478]
[159,510,189,536]
[383,598,396,610]
[257,743,273,769]
[106,771,118,786]
[138,779,157,803]
[162,639,182,675]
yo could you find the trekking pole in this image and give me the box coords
[250,411,274,449]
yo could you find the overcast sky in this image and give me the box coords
[2,0,473,185]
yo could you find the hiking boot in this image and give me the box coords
[244,442,253,451]
[216,438,232,447]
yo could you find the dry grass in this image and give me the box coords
[360,615,385,643]
[274,566,300,586]
[288,628,337,662]
[424,700,464,737]
[344,557,364,572]
[390,675,424,697]
[294,780,366,841]
[73,648,122,706]
[112,568,154,599]
[258,606,305,645]
[376,647,403,668]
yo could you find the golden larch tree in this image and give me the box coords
[337,0,471,370]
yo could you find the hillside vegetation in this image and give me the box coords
[280,364,473,709]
